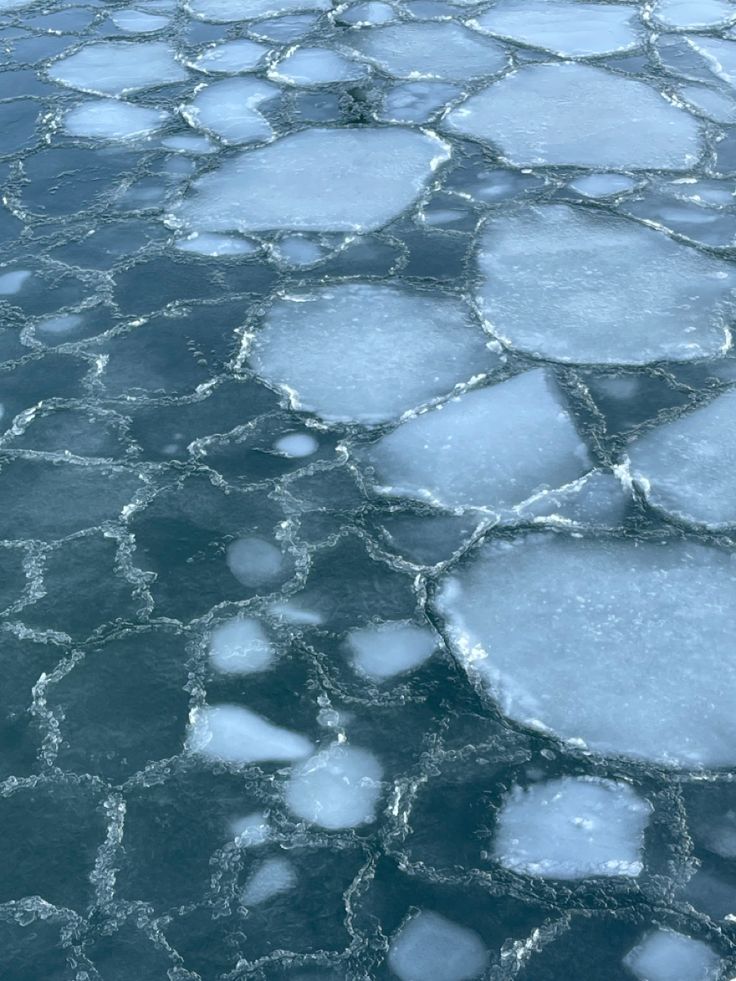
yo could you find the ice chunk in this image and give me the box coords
[190,39,268,73]
[285,743,383,828]
[685,35,736,89]
[241,856,297,904]
[436,534,736,768]
[37,313,84,335]
[186,704,313,764]
[186,0,331,20]
[568,173,636,198]
[388,911,489,981]
[175,232,258,256]
[209,616,275,675]
[652,0,736,30]
[111,9,171,32]
[64,99,169,140]
[475,204,736,365]
[226,537,284,586]
[48,42,187,96]
[471,0,640,58]
[0,270,31,295]
[339,1,395,25]
[679,83,736,123]
[493,777,651,879]
[249,283,494,424]
[380,80,461,123]
[172,127,449,233]
[273,432,319,457]
[271,46,367,84]
[272,234,326,265]
[362,370,590,511]
[346,621,437,680]
[625,388,736,529]
[624,930,722,981]
[232,810,270,846]
[345,22,507,81]
[162,133,216,153]
[445,63,702,170]
[182,77,278,144]
[249,12,320,40]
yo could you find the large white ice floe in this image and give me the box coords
[241,857,297,905]
[187,704,313,764]
[64,99,169,140]
[436,534,736,768]
[493,777,651,879]
[344,22,508,81]
[472,0,641,58]
[624,930,722,981]
[186,0,331,20]
[172,127,449,233]
[190,39,269,74]
[49,42,187,96]
[346,621,438,680]
[475,204,736,365]
[651,0,736,30]
[445,63,703,170]
[271,46,367,85]
[209,615,276,675]
[285,743,383,828]
[388,911,489,981]
[182,78,278,144]
[361,369,591,511]
[249,283,495,424]
[625,388,736,529]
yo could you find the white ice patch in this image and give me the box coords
[624,930,722,981]
[493,777,651,879]
[232,810,271,846]
[172,127,449,233]
[0,270,31,295]
[436,534,736,768]
[380,80,461,123]
[162,133,216,153]
[361,369,590,511]
[241,856,297,905]
[186,0,331,20]
[388,911,489,981]
[182,77,278,144]
[49,41,187,96]
[175,232,258,256]
[187,704,313,764]
[271,46,367,84]
[111,8,171,32]
[445,63,703,171]
[346,621,437,680]
[475,204,736,365]
[226,537,284,587]
[273,432,319,457]
[190,38,269,73]
[37,313,84,335]
[568,173,636,198]
[64,99,169,140]
[249,283,494,424]
[678,83,736,123]
[209,616,275,675]
[685,35,736,89]
[339,1,395,25]
[653,0,736,31]
[285,743,383,829]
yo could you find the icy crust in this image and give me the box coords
[436,534,736,768]
[171,127,450,233]
[475,204,736,365]
[493,777,651,879]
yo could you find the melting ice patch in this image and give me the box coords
[241,856,297,905]
[493,777,651,879]
[624,930,722,981]
[388,911,489,981]
[209,616,275,675]
[48,42,187,96]
[186,704,313,764]
[271,46,368,85]
[285,743,383,828]
[346,621,437,680]
[63,100,169,141]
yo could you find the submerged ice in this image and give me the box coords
[285,743,383,828]
[187,705,313,764]
[388,911,489,981]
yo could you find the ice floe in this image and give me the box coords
[226,537,284,587]
[285,743,383,828]
[190,38,269,73]
[64,100,169,140]
[388,911,489,981]
[241,856,297,904]
[624,930,722,981]
[111,8,171,32]
[209,616,275,675]
[271,46,367,84]
[49,42,187,96]
[684,35,736,89]
[182,78,278,144]
[232,811,271,846]
[652,0,736,30]
[187,0,331,19]
[187,704,313,764]
[346,621,437,680]
[273,432,319,457]
[380,80,461,123]
[175,232,258,256]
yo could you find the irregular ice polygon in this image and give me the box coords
[111,9,171,32]
[175,232,258,256]
[346,621,437,680]
[624,930,722,981]
[685,35,736,89]
[209,616,275,675]
[388,911,489,981]
[285,743,383,828]
[678,83,736,123]
[380,80,461,123]
[652,0,736,30]
[249,283,495,424]
[190,39,269,73]
[232,810,270,846]
[493,777,651,879]
[186,0,331,20]
[64,100,169,140]
[345,22,508,81]
[271,46,367,84]
[362,369,590,511]
[226,537,284,586]
[49,42,186,96]
[182,78,278,144]
[471,0,640,58]
[436,534,736,768]
[187,704,313,764]
[625,388,736,529]
[568,173,636,198]
[241,856,297,904]
[445,64,703,170]
[475,204,736,365]
[173,127,449,233]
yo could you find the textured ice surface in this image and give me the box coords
[272,46,367,84]
[249,283,494,424]
[362,369,591,510]
[475,204,736,365]
[652,0,736,29]
[493,777,651,879]
[190,39,268,73]
[182,78,278,144]
[209,616,275,674]
[686,35,736,88]
[380,81,462,123]
[346,621,437,679]
[437,534,736,767]
[285,743,383,828]
[241,857,297,904]
[187,705,313,764]
[64,100,169,140]
[624,930,722,981]
[173,128,449,233]
[273,432,319,457]
[445,63,703,170]
[48,42,187,95]
[187,0,331,19]
[232,811,271,846]
[388,911,489,981]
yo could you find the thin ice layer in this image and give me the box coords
[436,534,736,768]
[476,204,736,365]
[346,621,437,679]
[48,41,187,95]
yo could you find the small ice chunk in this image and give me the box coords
[339,1,395,25]
[686,35,736,93]
[209,616,275,675]
[64,99,169,140]
[191,38,268,73]
[232,810,270,846]
[346,621,437,680]
[249,12,320,40]
[175,232,258,256]
[0,270,31,295]
[226,537,284,587]
[186,0,331,20]
[388,911,489,981]
[272,235,326,265]
[624,930,722,981]
[187,704,313,764]
[111,9,171,32]
[494,777,651,879]
[285,743,383,829]
[271,46,367,85]
[268,601,324,625]
[183,77,278,144]
[162,133,217,153]
[241,856,297,905]
[380,80,461,123]
[49,42,187,96]
[37,313,84,335]
[250,283,494,424]
[568,173,636,198]
[652,0,736,30]
[273,432,319,457]
[445,63,703,171]
[172,127,449,233]
[362,370,590,511]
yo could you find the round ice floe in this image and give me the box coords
[226,537,284,587]
[186,0,331,20]
[64,99,169,140]
[436,534,736,768]
[651,0,736,31]
[346,621,437,680]
[187,704,313,764]
[172,127,450,233]
[250,283,494,425]
[684,35,736,89]
[271,46,367,85]
[273,432,319,457]
[285,743,383,828]
[493,777,651,879]
[191,38,268,73]
[475,204,736,365]
[241,856,297,905]
[624,930,722,981]
[111,9,171,32]
[49,42,187,96]
[338,1,395,25]
[182,77,278,144]
[209,616,275,675]
[445,63,702,171]
[388,911,489,981]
